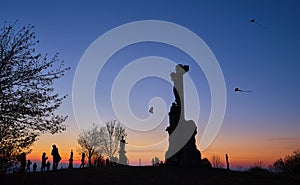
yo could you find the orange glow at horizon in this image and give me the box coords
[27,122,300,168]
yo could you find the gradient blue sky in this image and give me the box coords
[1,0,299,166]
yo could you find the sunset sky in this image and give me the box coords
[1,0,299,168]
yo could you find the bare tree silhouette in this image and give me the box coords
[211,155,224,169]
[101,120,126,160]
[77,124,102,167]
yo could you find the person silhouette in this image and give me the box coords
[68,150,74,169]
[46,161,51,171]
[33,163,37,172]
[79,153,85,168]
[26,160,32,172]
[154,157,160,166]
[106,158,110,166]
[41,152,48,172]
[51,144,61,171]
[20,152,26,173]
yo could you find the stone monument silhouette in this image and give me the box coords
[118,136,128,165]
[165,64,201,165]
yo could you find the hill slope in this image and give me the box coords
[1,166,299,185]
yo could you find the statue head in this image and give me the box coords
[176,64,189,74]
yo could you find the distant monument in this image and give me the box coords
[118,136,128,165]
[165,64,201,165]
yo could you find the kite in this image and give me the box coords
[250,19,267,29]
[235,87,252,93]
[149,107,153,114]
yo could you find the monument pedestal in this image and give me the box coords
[165,64,201,166]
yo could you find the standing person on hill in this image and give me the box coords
[26,160,32,172]
[68,150,74,169]
[46,161,51,171]
[51,144,61,171]
[33,163,37,172]
[41,152,48,172]
[20,152,26,173]
[79,153,85,168]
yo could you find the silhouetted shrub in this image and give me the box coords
[273,149,300,174]
[201,158,212,168]
[248,166,269,174]
[248,161,269,174]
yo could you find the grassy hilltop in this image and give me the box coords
[1,166,300,185]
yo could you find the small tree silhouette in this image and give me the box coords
[211,155,224,168]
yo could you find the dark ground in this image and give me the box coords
[1,166,299,185]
